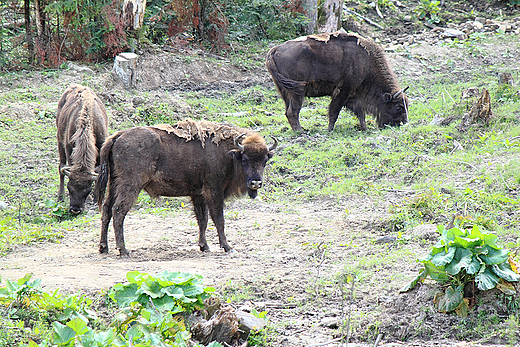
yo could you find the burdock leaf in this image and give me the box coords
[434,285,463,313]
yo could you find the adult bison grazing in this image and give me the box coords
[94,119,277,256]
[56,84,108,215]
[266,31,409,132]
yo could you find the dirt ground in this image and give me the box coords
[1,13,520,346]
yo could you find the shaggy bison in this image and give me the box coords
[266,31,409,132]
[56,84,108,214]
[94,119,277,256]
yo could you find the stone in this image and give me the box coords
[475,17,486,24]
[403,15,412,22]
[442,28,466,40]
[473,21,484,30]
[0,201,8,210]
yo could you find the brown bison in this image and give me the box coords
[94,119,277,256]
[56,84,109,214]
[266,31,409,132]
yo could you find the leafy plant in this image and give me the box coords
[416,0,441,24]
[402,224,520,317]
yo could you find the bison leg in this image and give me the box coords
[206,197,232,252]
[283,91,304,132]
[99,193,114,254]
[57,145,67,201]
[111,190,140,257]
[328,89,351,132]
[192,195,210,252]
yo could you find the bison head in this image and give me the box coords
[61,167,98,214]
[378,86,409,129]
[230,133,277,199]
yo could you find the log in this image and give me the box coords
[113,52,138,89]
[191,306,240,345]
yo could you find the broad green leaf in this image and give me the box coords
[480,247,509,265]
[164,286,185,299]
[445,227,465,241]
[466,255,482,275]
[179,284,204,298]
[139,280,165,299]
[52,321,76,345]
[151,295,177,312]
[431,246,456,267]
[400,268,428,293]
[453,236,481,249]
[127,271,152,285]
[93,329,117,345]
[434,285,463,313]
[492,263,520,282]
[66,317,89,335]
[111,283,139,307]
[482,233,499,249]
[423,261,449,282]
[445,248,473,275]
[475,266,500,290]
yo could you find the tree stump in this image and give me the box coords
[191,306,240,345]
[458,88,493,132]
[113,52,138,89]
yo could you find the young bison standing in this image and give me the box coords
[94,119,277,256]
[56,84,108,214]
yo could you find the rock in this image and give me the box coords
[67,62,95,75]
[475,17,486,24]
[131,96,145,107]
[473,21,484,30]
[375,235,397,244]
[0,201,9,210]
[319,317,341,328]
[235,310,266,332]
[403,15,412,22]
[442,28,466,40]
[498,24,507,32]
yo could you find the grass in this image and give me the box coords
[0,24,520,345]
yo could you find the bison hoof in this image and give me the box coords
[199,244,211,252]
[99,244,108,254]
[118,249,130,257]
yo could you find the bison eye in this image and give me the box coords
[242,157,248,165]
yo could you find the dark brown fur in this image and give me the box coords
[266,32,409,131]
[56,84,108,214]
[94,120,277,256]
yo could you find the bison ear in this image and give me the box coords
[227,149,242,160]
[383,93,392,103]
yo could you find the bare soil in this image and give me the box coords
[1,12,520,346]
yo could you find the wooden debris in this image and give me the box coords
[191,306,241,346]
[498,72,514,85]
[113,52,138,89]
[458,88,493,132]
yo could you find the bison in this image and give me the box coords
[56,84,109,214]
[94,119,277,256]
[266,31,409,132]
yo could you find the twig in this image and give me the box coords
[375,3,383,19]
[344,7,384,29]
[444,88,456,104]
[499,171,512,191]
[308,337,343,347]
[374,333,383,347]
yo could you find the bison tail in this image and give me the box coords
[266,51,306,96]
[94,132,121,209]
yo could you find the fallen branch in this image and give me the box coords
[344,7,384,29]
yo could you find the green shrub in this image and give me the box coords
[402,224,520,317]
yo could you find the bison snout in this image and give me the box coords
[69,206,83,215]
[248,179,262,190]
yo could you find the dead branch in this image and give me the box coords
[343,7,384,29]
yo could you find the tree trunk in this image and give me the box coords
[303,0,318,34]
[122,0,147,29]
[24,0,34,64]
[317,0,344,33]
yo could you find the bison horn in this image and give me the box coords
[392,86,409,100]
[60,166,72,177]
[234,133,246,150]
[90,172,99,180]
[269,136,278,151]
